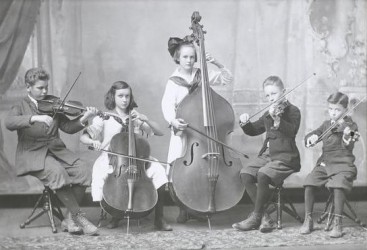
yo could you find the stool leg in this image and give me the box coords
[97,209,107,228]
[276,188,282,229]
[317,193,333,224]
[45,189,58,233]
[343,200,366,227]
[325,202,334,231]
[282,196,303,223]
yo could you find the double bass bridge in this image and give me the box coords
[201,152,220,159]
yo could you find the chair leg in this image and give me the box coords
[282,195,304,223]
[325,201,334,231]
[317,193,333,224]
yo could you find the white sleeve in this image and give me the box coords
[85,116,104,141]
[208,67,233,86]
[161,81,177,124]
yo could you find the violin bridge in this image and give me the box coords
[201,152,220,159]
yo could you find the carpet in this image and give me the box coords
[1,225,366,249]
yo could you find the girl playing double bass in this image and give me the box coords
[80,81,172,231]
[161,37,233,223]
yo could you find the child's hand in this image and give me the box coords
[206,52,215,63]
[306,134,319,147]
[171,118,188,131]
[131,110,148,122]
[31,115,53,127]
[91,140,102,150]
[343,126,351,136]
[81,107,98,120]
[239,113,249,125]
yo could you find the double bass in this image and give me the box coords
[170,12,245,226]
[100,110,158,231]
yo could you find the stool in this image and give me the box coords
[264,185,303,229]
[317,192,366,230]
[20,186,64,233]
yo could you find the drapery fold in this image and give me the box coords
[0,0,41,94]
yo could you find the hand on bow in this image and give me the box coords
[306,134,319,148]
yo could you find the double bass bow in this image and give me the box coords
[169,12,245,229]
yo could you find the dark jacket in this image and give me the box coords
[241,102,301,171]
[304,116,357,168]
[5,96,85,176]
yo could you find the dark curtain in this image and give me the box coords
[0,0,41,94]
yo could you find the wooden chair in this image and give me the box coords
[264,184,304,229]
[317,191,366,230]
[19,186,64,233]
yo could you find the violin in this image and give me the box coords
[38,95,119,120]
[267,100,289,118]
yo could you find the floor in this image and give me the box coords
[0,201,366,249]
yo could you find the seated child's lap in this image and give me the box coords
[304,165,356,192]
[240,153,295,186]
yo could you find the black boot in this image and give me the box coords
[299,213,313,235]
[329,215,343,238]
[259,212,275,233]
[154,186,172,231]
[232,212,262,231]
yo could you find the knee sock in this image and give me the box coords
[333,188,346,216]
[71,185,86,205]
[304,186,315,216]
[55,186,80,215]
[254,173,271,214]
[241,173,257,204]
[155,185,166,220]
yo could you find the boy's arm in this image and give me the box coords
[5,105,33,131]
[274,106,301,137]
[240,116,266,136]
[305,122,326,141]
[58,114,85,134]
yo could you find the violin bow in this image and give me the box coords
[88,146,172,166]
[51,72,82,119]
[311,95,366,146]
[186,125,249,159]
[244,73,316,124]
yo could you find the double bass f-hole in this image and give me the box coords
[183,142,199,166]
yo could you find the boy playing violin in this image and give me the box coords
[233,76,301,233]
[300,92,360,238]
[5,68,99,235]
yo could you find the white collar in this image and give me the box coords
[28,94,38,108]
[171,67,198,79]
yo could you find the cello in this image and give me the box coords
[100,110,158,233]
[170,12,245,227]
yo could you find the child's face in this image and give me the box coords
[114,88,131,111]
[178,46,196,71]
[263,85,285,103]
[27,80,48,100]
[328,103,346,121]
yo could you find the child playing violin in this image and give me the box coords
[80,81,172,231]
[300,92,360,238]
[232,76,301,233]
[5,68,99,235]
[161,37,233,223]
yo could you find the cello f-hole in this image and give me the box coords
[183,142,199,166]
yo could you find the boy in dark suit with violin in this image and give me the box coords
[6,68,98,235]
[300,92,360,238]
[232,76,301,233]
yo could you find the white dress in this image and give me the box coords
[161,67,233,172]
[86,114,168,202]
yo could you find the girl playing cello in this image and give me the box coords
[80,81,172,231]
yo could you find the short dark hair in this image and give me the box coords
[173,42,197,64]
[25,68,49,86]
[262,76,285,90]
[327,92,349,108]
[104,81,138,110]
